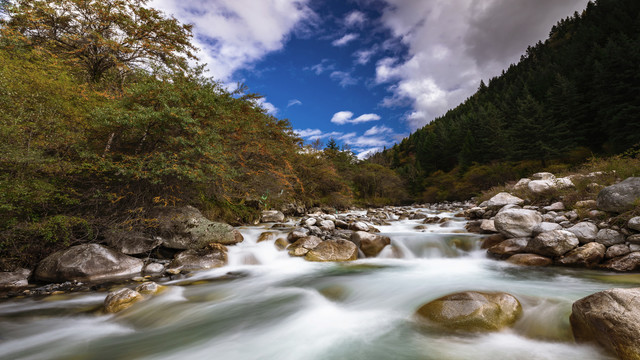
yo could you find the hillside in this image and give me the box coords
[369,0,640,202]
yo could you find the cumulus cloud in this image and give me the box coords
[378,0,589,130]
[330,71,358,87]
[331,111,381,125]
[332,33,360,47]
[364,125,394,136]
[287,99,303,107]
[253,98,278,115]
[344,10,366,27]
[150,0,317,82]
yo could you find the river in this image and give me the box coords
[0,207,632,359]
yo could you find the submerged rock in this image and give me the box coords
[571,287,640,359]
[34,244,143,282]
[305,240,357,262]
[415,291,522,332]
[506,253,552,266]
[104,288,144,313]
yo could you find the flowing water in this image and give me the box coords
[0,208,636,360]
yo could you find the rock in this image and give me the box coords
[628,234,640,244]
[597,177,640,213]
[543,202,565,212]
[288,236,322,257]
[104,288,144,313]
[606,244,631,259]
[595,229,625,247]
[575,200,597,209]
[135,281,164,295]
[155,206,243,249]
[494,209,543,238]
[261,210,285,223]
[570,287,640,359]
[144,263,164,274]
[415,291,522,332]
[349,221,369,232]
[274,237,289,250]
[532,172,556,180]
[480,220,497,233]
[487,238,530,258]
[34,244,143,282]
[514,178,531,190]
[526,230,579,257]
[335,220,349,229]
[506,253,552,266]
[257,231,277,243]
[556,177,575,189]
[481,234,506,249]
[318,220,335,232]
[0,268,31,289]
[601,252,640,272]
[304,218,317,227]
[532,222,562,236]
[528,179,555,194]
[627,217,640,232]
[485,192,524,210]
[305,240,358,262]
[287,228,309,243]
[167,244,227,272]
[104,230,162,255]
[556,242,605,268]
[351,231,391,257]
[566,222,599,244]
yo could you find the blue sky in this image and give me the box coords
[151,0,590,158]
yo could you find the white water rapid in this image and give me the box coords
[0,207,632,360]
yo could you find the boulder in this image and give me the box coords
[485,192,524,210]
[104,230,162,255]
[532,172,556,180]
[34,244,143,282]
[543,202,565,212]
[274,237,289,250]
[574,200,597,209]
[135,281,164,295]
[318,220,336,232]
[526,230,579,257]
[143,263,164,274]
[601,252,640,272]
[351,231,390,257]
[257,231,277,243]
[0,268,31,289]
[595,229,625,247]
[167,243,228,272]
[287,228,309,243]
[261,210,285,223]
[605,244,631,259]
[494,209,543,238]
[506,253,552,266]
[596,177,640,213]
[556,242,605,268]
[305,240,357,262]
[627,217,640,232]
[349,222,370,232]
[481,234,506,249]
[104,288,144,313]
[415,291,522,332]
[288,236,322,257]
[528,179,555,194]
[514,178,531,190]
[480,220,497,233]
[566,222,599,243]
[571,287,640,359]
[487,238,530,258]
[155,206,243,249]
[628,234,640,245]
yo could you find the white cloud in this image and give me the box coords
[344,10,366,27]
[253,97,278,115]
[150,0,317,82]
[378,0,590,130]
[331,111,381,125]
[287,99,303,107]
[332,33,359,47]
[308,59,334,75]
[330,71,358,87]
[295,128,322,138]
[294,128,343,141]
[356,147,383,159]
[354,47,377,65]
[364,125,394,136]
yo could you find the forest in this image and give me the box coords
[369,0,640,202]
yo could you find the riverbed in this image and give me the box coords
[0,208,632,359]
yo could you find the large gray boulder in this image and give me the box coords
[601,252,640,272]
[597,177,640,213]
[494,209,543,238]
[351,231,390,257]
[526,230,579,257]
[595,229,625,247]
[571,287,640,359]
[155,206,243,249]
[167,244,228,272]
[566,222,599,244]
[305,240,357,262]
[34,244,143,282]
[415,291,522,332]
[556,242,605,268]
[486,192,524,210]
[0,268,31,289]
[628,217,640,231]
